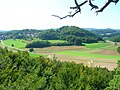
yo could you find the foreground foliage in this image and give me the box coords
[0,47,114,90]
[105,60,120,90]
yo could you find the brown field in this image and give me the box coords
[91,50,119,55]
[25,46,119,70]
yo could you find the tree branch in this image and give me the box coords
[70,0,88,9]
[52,0,119,19]
[89,0,99,10]
[96,0,119,13]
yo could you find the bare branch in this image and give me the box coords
[96,0,119,13]
[52,15,71,20]
[52,0,88,19]
[52,0,119,19]
[89,0,99,10]
[70,0,88,9]
[112,0,119,4]
[52,10,80,19]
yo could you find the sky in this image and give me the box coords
[0,0,120,30]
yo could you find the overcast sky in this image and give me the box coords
[0,0,120,30]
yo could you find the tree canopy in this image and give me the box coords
[0,47,114,89]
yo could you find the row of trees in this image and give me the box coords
[0,47,115,90]
[26,40,51,48]
[26,40,73,48]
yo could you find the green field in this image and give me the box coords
[48,40,67,43]
[84,42,110,49]
[29,52,41,58]
[57,51,120,60]
[3,39,26,48]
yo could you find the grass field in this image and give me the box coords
[84,42,110,49]
[57,50,120,60]
[3,39,26,48]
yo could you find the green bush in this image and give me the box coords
[117,46,120,54]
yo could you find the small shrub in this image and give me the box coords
[117,46,120,54]
[29,48,34,52]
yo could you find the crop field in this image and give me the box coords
[48,40,67,43]
[84,42,110,49]
[1,39,120,70]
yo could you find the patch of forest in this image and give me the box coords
[0,47,118,90]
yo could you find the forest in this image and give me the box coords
[0,47,119,90]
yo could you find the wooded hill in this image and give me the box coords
[39,26,102,44]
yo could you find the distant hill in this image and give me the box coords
[0,30,9,32]
[85,28,120,36]
[84,28,120,42]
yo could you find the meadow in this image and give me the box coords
[3,39,26,48]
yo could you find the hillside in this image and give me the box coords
[39,26,103,44]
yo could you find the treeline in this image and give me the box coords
[26,40,73,48]
[39,26,103,44]
[0,47,115,90]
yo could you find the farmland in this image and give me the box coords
[1,39,120,70]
